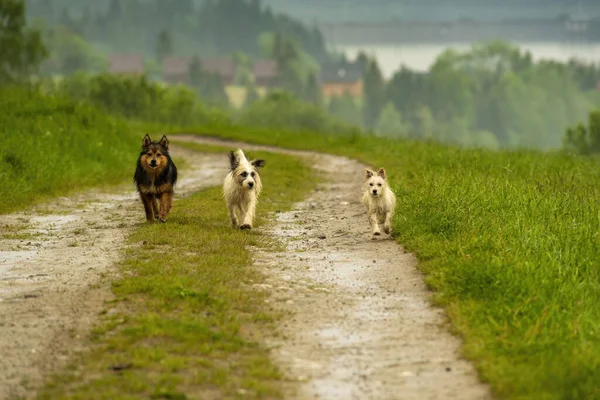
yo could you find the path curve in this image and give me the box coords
[0,134,490,399]
[173,135,491,399]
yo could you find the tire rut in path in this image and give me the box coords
[174,135,491,399]
[0,146,225,400]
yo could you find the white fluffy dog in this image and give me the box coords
[362,167,396,236]
[223,149,266,230]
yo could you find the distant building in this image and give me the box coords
[108,54,145,76]
[252,60,279,87]
[162,57,236,85]
[200,58,236,85]
[162,56,192,84]
[320,63,363,98]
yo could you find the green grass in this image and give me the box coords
[40,147,317,400]
[0,86,139,214]
[161,127,600,399]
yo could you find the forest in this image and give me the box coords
[17,0,600,151]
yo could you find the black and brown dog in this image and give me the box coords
[134,134,178,223]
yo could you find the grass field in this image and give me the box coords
[0,86,138,214]
[40,145,317,399]
[160,127,600,400]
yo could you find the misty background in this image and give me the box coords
[21,0,600,150]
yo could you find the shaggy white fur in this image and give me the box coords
[362,167,397,236]
[223,149,266,230]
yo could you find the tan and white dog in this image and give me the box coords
[223,149,266,230]
[362,167,396,236]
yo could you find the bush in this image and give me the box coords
[50,73,231,127]
[563,110,600,155]
[237,90,358,135]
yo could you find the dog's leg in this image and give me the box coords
[141,193,154,222]
[158,191,173,223]
[383,212,393,234]
[240,198,255,230]
[228,203,239,228]
[151,195,160,220]
[369,212,381,236]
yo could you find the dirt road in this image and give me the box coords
[176,135,491,400]
[0,146,226,399]
[1,135,490,399]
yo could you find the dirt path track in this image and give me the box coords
[175,135,491,400]
[0,135,490,399]
[0,145,225,399]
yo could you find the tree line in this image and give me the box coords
[333,42,600,149]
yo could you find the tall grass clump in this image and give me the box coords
[0,85,138,213]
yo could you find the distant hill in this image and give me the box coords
[261,0,600,23]
[26,0,600,23]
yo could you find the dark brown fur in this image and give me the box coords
[133,134,178,222]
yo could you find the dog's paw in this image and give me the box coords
[159,217,167,223]
[383,226,391,234]
[240,224,252,230]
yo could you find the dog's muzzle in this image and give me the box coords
[372,189,378,195]
[247,181,254,189]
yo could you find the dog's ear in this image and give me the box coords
[377,168,386,179]
[364,168,374,180]
[142,134,152,149]
[251,159,266,168]
[158,135,169,150]
[228,151,239,170]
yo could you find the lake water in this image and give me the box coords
[336,42,600,78]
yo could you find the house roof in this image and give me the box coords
[202,58,235,77]
[252,60,278,79]
[162,57,236,78]
[108,53,145,74]
[320,62,363,83]
[162,56,192,76]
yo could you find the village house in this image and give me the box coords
[252,60,279,88]
[161,57,236,85]
[320,62,363,98]
[108,53,145,76]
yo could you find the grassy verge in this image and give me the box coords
[158,127,600,399]
[0,86,139,214]
[39,145,317,399]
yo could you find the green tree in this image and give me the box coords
[243,82,261,108]
[375,102,406,137]
[187,56,229,108]
[328,93,362,127]
[0,0,47,83]
[363,57,385,128]
[39,25,104,76]
[414,105,435,139]
[302,71,321,106]
[564,110,600,154]
[156,29,173,63]
[188,55,203,88]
